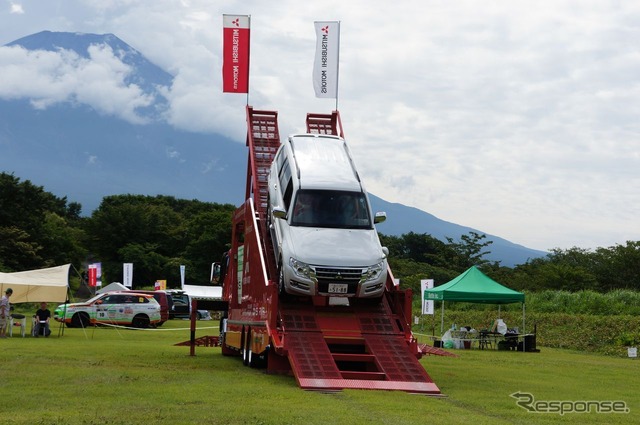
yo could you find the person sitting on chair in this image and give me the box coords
[34,302,51,337]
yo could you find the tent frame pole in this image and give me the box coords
[522,302,526,352]
[440,301,445,335]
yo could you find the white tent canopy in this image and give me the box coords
[97,282,129,294]
[183,284,222,301]
[0,264,70,303]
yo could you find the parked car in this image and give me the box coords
[196,310,212,320]
[54,292,161,328]
[163,290,211,320]
[165,290,190,319]
[124,290,172,326]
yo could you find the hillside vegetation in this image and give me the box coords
[3,172,640,355]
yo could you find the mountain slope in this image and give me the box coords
[369,194,547,266]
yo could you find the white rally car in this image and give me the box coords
[54,291,162,328]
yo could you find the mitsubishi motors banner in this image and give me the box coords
[313,21,340,98]
[123,263,133,288]
[88,265,97,287]
[222,14,250,93]
[421,279,435,315]
[88,263,102,287]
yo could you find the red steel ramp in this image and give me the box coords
[281,302,441,394]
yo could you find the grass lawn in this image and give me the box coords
[1,319,638,424]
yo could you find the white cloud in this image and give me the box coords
[9,2,24,14]
[0,0,639,251]
[165,147,186,163]
[86,154,98,165]
[0,44,153,123]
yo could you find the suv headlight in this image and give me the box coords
[361,261,385,283]
[289,258,316,280]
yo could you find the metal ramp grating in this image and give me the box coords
[306,111,344,138]
[245,106,280,217]
[359,316,396,334]
[286,332,342,381]
[281,312,319,331]
[364,334,433,382]
[281,302,440,393]
[244,106,280,282]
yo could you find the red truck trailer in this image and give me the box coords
[217,106,440,394]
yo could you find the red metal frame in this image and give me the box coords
[219,106,441,394]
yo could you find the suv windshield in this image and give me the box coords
[291,190,371,229]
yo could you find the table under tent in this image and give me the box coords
[423,266,536,352]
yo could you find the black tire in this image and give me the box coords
[71,312,90,328]
[277,264,289,302]
[255,346,269,369]
[249,344,268,369]
[131,314,150,328]
[248,344,255,368]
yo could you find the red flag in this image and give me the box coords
[88,266,97,287]
[222,14,251,93]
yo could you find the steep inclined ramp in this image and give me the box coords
[281,299,441,394]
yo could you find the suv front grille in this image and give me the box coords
[314,266,362,295]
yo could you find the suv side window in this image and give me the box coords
[278,158,293,211]
[282,178,293,211]
[101,295,116,304]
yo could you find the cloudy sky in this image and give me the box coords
[1,0,639,252]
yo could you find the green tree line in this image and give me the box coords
[2,172,639,293]
[1,172,235,287]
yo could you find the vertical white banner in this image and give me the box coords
[421,279,434,315]
[180,265,186,290]
[123,263,133,288]
[313,21,340,98]
[94,262,102,287]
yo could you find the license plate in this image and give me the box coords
[328,283,348,294]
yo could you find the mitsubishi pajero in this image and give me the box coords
[267,133,388,298]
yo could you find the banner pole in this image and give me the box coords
[335,21,341,111]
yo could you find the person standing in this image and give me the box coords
[34,302,51,337]
[0,288,13,338]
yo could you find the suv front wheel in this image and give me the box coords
[131,314,150,328]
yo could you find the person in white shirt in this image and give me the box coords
[0,288,13,338]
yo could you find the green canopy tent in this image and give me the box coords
[423,266,525,337]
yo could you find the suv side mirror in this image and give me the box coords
[273,207,287,220]
[374,211,387,224]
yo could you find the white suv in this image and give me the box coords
[267,133,388,298]
[54,292,162,328]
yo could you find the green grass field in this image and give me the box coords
[1,319,638,424]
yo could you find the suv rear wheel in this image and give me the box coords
[131,314,150,328]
